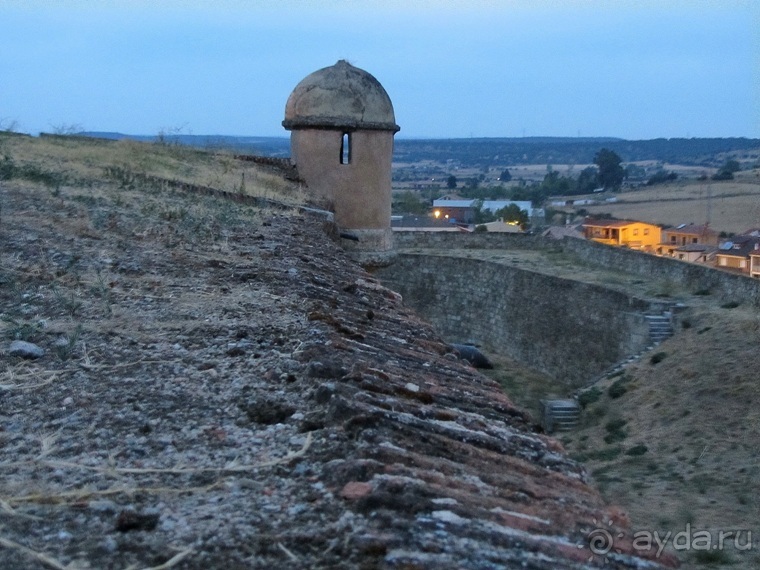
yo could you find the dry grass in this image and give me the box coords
[0,535,193,570]
[482,353,558,420]
[0,131,304,205]
[563,303,760,570]
[581,176,760,233]
[12,431,312,476]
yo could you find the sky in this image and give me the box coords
[1,0,758,140]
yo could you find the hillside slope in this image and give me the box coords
[565,303,760,569]
[0,135,675,569]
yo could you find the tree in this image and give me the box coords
[499,168,512,182]
[540,171,572,196]
[472,200,497,224]
[495,203,529,229]
[646,170,678,186]
[392,191,428,215]
[594,148,625,190]
[446,175,457,189]
[712,159,741,180]
[576,166,599,194]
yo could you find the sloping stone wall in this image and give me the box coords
[560,237,760,306]
[376,254,652,387]
[392,230,760,307]
[393,230,551,251]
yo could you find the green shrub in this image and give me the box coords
[588,446,623,461]
[721,301,740,309]
[650,352,667,365]
[605,418,625,431]
[692,550,732,565]
[604,431,627,444]
[0,155,15,180]
[2,316,43,341]
[608,379,628,399]
[625,444,649,456]
[577,387,601,409]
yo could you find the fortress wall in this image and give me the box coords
[393,231,553,251]
[560,238,760,307]
[376,254,652,387]
[393,231,760,307]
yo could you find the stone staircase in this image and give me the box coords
[645,311,674,345]
[540,399,581,433]
[580,305,681,392]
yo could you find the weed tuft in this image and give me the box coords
[625,444,649,456]
[692,549,732,565]
[604,418,628,443]
[577,387,602,409]
[650,351,667,365]
[2,316,44,341]
[53,325,83,361]
[608,377,629,399]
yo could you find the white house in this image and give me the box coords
[431,198,543,223]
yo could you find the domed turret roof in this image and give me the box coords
[283,60,399,132]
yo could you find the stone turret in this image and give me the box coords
[283,60,399,266]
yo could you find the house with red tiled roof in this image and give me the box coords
[582,219,661,251]
[657,224,719,263]
[661,223,719,247]
[542,224,585,240]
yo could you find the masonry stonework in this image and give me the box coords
[284,61,399,266]
[377,254,653,387]
[393,231,760,306]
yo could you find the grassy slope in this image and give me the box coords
[461,249,760,569]
[0,132,305,360]
[0,132,302,205]
[563,302,760,569]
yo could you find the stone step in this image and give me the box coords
[646,312,673,345]
[540,399,581,433]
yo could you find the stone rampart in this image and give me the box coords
[392,230,552,251]
[392,231,760,307]
[376,253,653,387]
[560,237,760,306]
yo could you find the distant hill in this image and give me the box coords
[79,132,292,157]
[80,132,760,168]
[392,137,760,168]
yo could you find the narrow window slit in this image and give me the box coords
[340,132,351,164]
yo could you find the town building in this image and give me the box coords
[750,248,760,278]
[716,236,760,274]
[582,219,662,251]
[657,224,719,262]
[431,199,541,224]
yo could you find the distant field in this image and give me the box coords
[580,175,760,233]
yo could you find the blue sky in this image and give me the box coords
[1,0,758,139]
